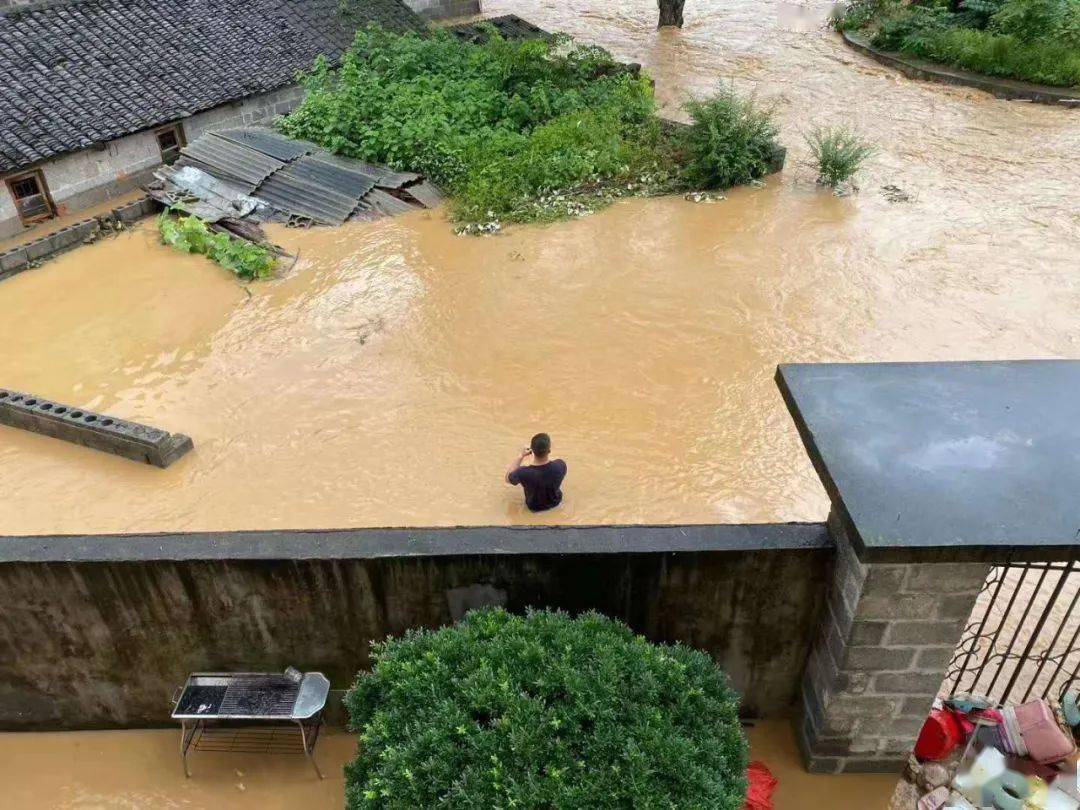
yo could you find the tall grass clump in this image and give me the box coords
[281,26,784,228]
[680,87,782,189]
[344,607,749,809]
[805,126,876,188]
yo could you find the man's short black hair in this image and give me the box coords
[530,433,551,456]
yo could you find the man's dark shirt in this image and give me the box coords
[508,459,567,512]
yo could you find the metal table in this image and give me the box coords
[172,669,330,778]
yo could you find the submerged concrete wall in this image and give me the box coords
[0,524,831,729]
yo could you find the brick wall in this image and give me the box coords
[404,0,480,20]
[799,512,991,773]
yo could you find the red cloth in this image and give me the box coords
[743,761,779,810]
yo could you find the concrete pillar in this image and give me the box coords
[798,512,991,774]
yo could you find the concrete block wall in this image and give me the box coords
[0,525,832,729]
[0,85,305,239]
[0,197,159,282]
[405,0,480,19]
[799,512,991,773]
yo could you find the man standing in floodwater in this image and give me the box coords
[506,433,567,512]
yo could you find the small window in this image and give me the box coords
[5,170,56,226]
[156,124,185,165]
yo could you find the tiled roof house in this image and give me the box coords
[0,0,425,238]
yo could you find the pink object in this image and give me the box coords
[1012,700,1075,765]
[918,786,950,810]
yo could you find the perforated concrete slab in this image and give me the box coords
[776,360,1080,561]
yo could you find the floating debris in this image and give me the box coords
[882,184,914,203]
[685,191,727,204]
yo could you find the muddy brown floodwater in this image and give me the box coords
[0,721,897,809]
[0,0,1077,535]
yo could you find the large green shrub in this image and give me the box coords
[282,26,782,227]
[680,88,782,190]
[344,608,748,809]
[282,27,668,225]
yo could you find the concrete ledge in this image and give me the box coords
[777,361,1080,564]
[0,522,830,562]
[0,387,192,468]
[843,31,1080,107]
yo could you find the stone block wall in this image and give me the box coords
[405,0,480,19]
[799,512,991,773]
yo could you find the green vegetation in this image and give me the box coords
[837,0,1080,87]
[344,607,748,809]
[282,26,784,228]
[158,211,276,279]
[805,126,876,188]
[681,88,782,190]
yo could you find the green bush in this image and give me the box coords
[344,608,748,809]
[680,87,782,190]
[886,23,1080,84]
[805,126,876,188]
[158,211,276,279]
[853,0,1080,86]
[282,26,780,227]
[282,26,671,225]
[992,0,1080,45]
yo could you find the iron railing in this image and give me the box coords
[944,560,1080,705]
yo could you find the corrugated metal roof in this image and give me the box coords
[402,180,444,208]
[364,188,417,217]
[153,127,441,224]
[179,134,284,187]
[287,156,378,198]
[216,128,315,162]
[311,152,419,188]
[254,168,361,225]
[172,158,260,195]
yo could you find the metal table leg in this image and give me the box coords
[180,719,198,777]
[298,717,325,779]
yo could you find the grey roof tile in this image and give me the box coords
[0,0,425,173]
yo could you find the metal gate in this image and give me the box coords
[943,560,1080,705]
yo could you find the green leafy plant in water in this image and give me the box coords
[158,211,275,280]
[805,126,876,189]
[679,87,783,190]
[344,607,748,809]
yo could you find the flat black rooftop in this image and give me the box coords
[777,360,1080,562]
